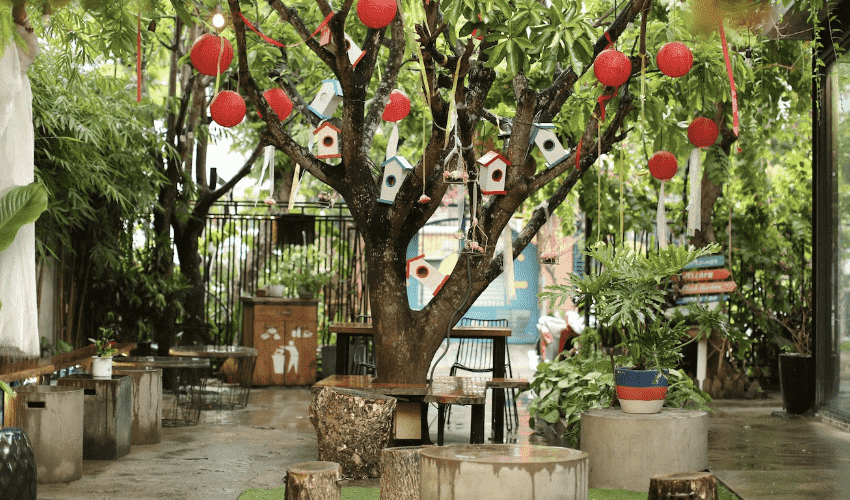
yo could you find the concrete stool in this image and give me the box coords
[58,374,132,460]
[580,407,708,492]
[420,444,589,500]
[114,367,163,445]
[5,385,84,483]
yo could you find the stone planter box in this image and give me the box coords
[5,385,84,483]
[113,367,163,445]
[58,374,132,460]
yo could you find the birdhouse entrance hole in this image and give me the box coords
[416,266,429,278]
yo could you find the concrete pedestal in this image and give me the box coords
[580,408,708,492]
[58,374,132,460]
[420,444,589,500]
[6,386,84,483]
[114,367,163,445]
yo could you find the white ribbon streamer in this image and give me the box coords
[501,226,516,305]
[657,180,668,249]
[687,147,702,237]
[386,121,399,160]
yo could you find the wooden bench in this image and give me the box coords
[0,343,137,383]
[486,377,530,391]
[425,376,488,446]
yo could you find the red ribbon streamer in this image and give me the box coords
[603,31,614,50]
[575,139,582,170]
[136,10,142,103]
[238,12,333,49]
[718,25,739,138]
[597,88,618,122]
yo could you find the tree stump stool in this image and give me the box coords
[380,446,429,500]
[285,461,341,500]
[308,387,397,479]
[648,471,718,500]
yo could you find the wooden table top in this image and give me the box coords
[312,374,429,396]
[329,322,512,337]
[169,345,258,358]
[0,343,136,383]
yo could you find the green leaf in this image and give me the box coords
[0,183,48,253]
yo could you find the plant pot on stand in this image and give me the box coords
[614,367,669,414]
[779,352,814,414]
[91,356,113,379]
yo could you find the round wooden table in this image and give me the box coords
[168,346,258,410]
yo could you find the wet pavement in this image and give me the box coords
[32,344,850,499]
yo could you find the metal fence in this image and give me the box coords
[201,201,369,346]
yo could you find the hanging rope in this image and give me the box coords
[238,12,333,49]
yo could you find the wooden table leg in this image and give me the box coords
[492,338,506,444]
[437,403,446,446]
[470,404,485,444]
[335,333,350,376]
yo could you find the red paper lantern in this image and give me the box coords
[258,88,293,121]
[382,90,411,122]
[210,91,246,128]
[648,150,678,181]
[593,49,631,88]
[687,117,719,148]
[656,42,693,78]
[357,0,397,29]
[190,33,234,76]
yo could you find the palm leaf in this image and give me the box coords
[0,183,49,253]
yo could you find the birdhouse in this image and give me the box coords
[319,30,365,67]
[314,122,341,159]
[476,151,509,195]
[308,79,343,119]
[530,123,569,169]
[378,155,414,204]
[406,255,448,296]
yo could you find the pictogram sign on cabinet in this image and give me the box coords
[240,297,318,386]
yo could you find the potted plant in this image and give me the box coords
[89,327,119,379]
[777,288,813,414]
[540,242,728,413]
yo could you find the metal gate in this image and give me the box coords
[201,201,369,346]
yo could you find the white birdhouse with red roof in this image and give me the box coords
[406,255,448,296]
[531,123,569,169]
[308,79,343,119]
[314,122,341,159]
[318,29,365,67]
[476,151,509,195]
[378,155,414,204]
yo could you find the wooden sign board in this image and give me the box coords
[680,281,737,295]
[683,255,725,269]
[676,294,729,305]
[681,269,731,282]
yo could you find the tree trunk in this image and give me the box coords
[648,471,718,500]
[284,461,342,500]
[380,446,426,500]
[175,216,210,346]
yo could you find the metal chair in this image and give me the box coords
[446,318,520,436]
[351,315,376,376]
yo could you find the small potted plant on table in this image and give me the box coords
[541,242,728,414]
[90,328,119,379]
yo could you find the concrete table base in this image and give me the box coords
[5,386,84,484]
[58,375,132,460]
[419,444,589,500]
[580,407,708,492]
[113,367,163,445]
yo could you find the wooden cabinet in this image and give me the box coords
[241,297,318,386]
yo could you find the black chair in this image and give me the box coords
[351,315,376,376]
[446,318,520,436]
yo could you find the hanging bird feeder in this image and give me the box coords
[190,33,233,76]
[593,49,631,88]
[538,203,560,265]
[656,42,693,78]
[210,90,246,128]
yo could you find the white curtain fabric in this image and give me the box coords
[0,27,40,359]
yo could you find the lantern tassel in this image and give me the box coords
[386,121,399,160]
[687,147,702,236]
[657,180,668,249]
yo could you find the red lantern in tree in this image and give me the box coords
[382,90,411,122]
[656,42,693,78]
[190,33,234,76]
[593,49,631,88]
[687,117,719,148]
[210,91,246,128]
[258,88,293,121]
[648,150,678,181]
[357,0,397,29]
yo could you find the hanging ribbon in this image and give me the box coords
[501,226,516,305]
[214,34,225,96]
[254,145,274,206]
[455,182,466,252]
[719,24,739,138]
[657,180,668,249]
[575,139,582,170]
[136,8,142,103]
[386,121,399,160]
[687,147,702,236]
[597,88,617,122]
[288,163,302,212]
[238,11,333,49]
